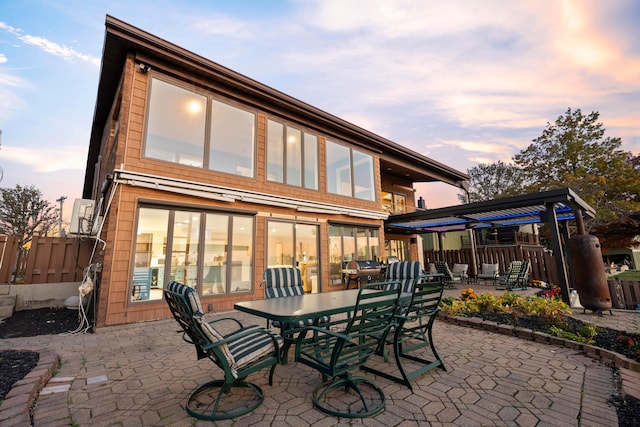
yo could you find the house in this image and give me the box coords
[82,16,468,327]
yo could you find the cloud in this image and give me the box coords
[281,0,639,151]
[0,144,86,172]
[0,21,100,66]
[193,14,254,39]
[0,53,6,64]
[0,69,30,120]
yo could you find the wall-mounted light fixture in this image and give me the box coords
[139,63,151,74]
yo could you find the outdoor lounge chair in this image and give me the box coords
[294,282,402,418]
[433,261,461,288]
[517,261,531,289]
[495,261,529,291]
[476,263,500,284]
[362,274,447,391]
[164,281,283,420]
[451,263,469,281]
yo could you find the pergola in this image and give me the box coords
[385,188,596,303]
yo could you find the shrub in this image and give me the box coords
[512,295,571,327]
[549,326,595,344]
[439,289,571,327]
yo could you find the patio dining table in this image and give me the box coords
[234,288,396,363]
[234,289,360,326]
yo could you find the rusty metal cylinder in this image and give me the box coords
[568,234,611,311]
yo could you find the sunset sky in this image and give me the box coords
[1,0,638,220]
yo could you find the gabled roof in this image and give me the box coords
[83,15,468,197]
[386,187,595,234]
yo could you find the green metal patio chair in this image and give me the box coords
[433,261,460,288]
[517,261,531,290]
[495,261,528,291]
[164,281,283,421]
[294,282,402,418]
[362,274,446,391]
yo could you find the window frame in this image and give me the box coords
[129,204,256,303]
[142,74,257,178]
[266,218,321,292]
[328,223,381,285]
[325,139,376,200]
[381,190,408,214]
[266,118,319,190]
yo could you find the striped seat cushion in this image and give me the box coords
[386,261,422,294]
[197,317,283,378]
[264,267,305,298]
[167,282,236,370]
[228,329,283,374]
[264,267,328,328]
[197,317,237,373]
[166,280,204,314]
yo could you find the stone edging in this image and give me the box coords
[0,347,59,426]
[437,312,640,373]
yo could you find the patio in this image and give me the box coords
[1,284,630,426]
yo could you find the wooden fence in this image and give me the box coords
[608,279,640,310]
[424,245,558,284]
[0,235,93,284]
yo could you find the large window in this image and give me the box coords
[328,224,380,284]
[131,206,254,302]
[144,77,255,177]
[266,220,320,292]
[266,119,318,189]
[144,79,206,167]
[353,150,375,200]
[210,100,255,177]
[266,120,284,182]
[304,133,318,190]
[326,140,375,200]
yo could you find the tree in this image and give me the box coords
[458,161,526,203]
[513,108,630,195]
[0,184,59,247]
[466,108,639,248]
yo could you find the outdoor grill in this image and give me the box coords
[342,260,385,288]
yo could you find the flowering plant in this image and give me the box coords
[616,335,635,346]
[536,287,561,299]
[459,288,476,301]
[530,280,548,288]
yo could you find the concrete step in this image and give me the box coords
[0,294,16,319]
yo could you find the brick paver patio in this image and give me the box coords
[2,299,627,426]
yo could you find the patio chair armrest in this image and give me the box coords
[202,327,282,352]
[178,330,197,346]
[207,316,244,330]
